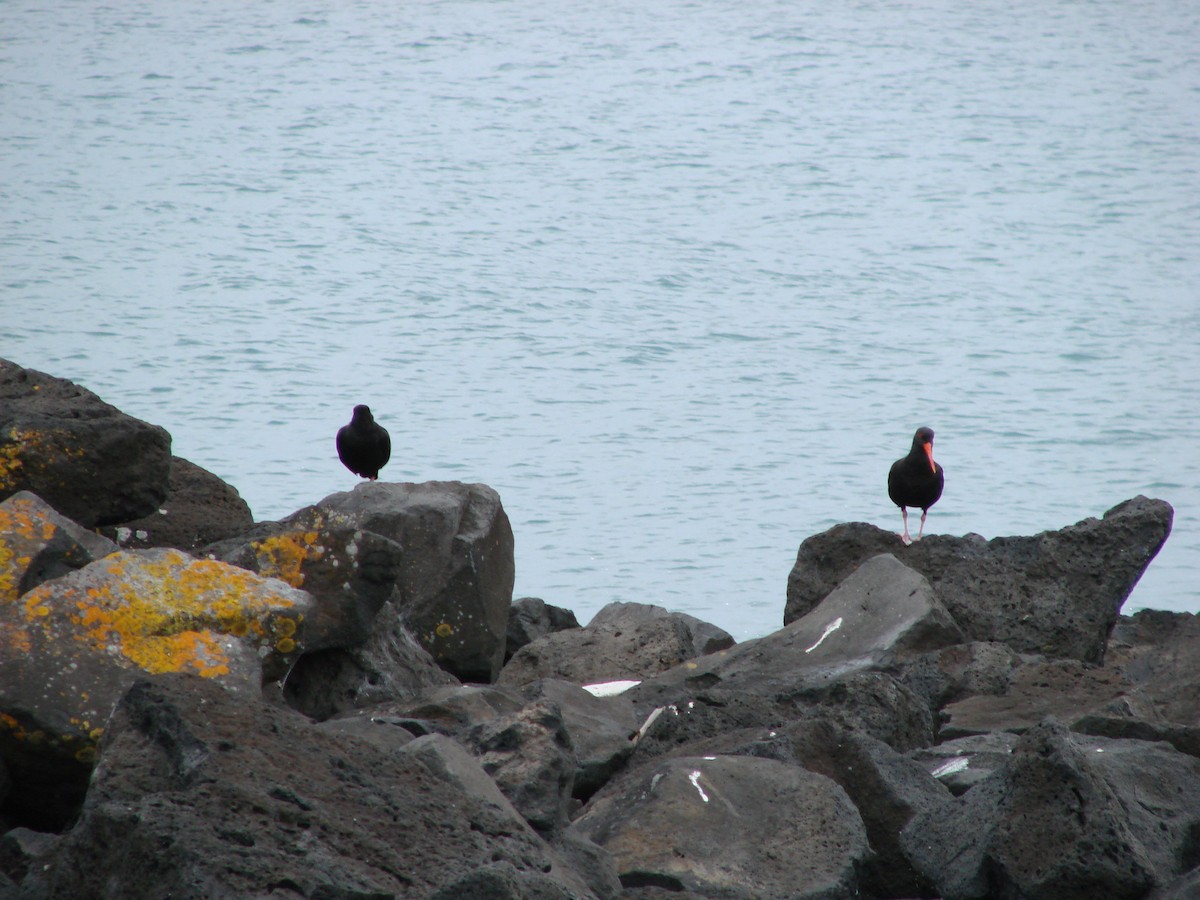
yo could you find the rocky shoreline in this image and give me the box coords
[2,357,1197,899]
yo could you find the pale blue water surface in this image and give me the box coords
[3,0,1198,641]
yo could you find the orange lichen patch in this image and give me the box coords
[0,427,87,490]
[435,622,454,639]
[0,622,33,654]
[16,548,307,679]
[0,438,25,491]
[250,530,325,588]
[0,494,62,602]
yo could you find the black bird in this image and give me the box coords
[336,405,391,480]
[887,426,944,545]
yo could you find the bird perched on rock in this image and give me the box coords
[336,405,390,480]
[887,426,944,545]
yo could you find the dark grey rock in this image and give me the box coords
[587,601,735,656]
[331,683,526,740]
[1104,609,1200,725]
[521,679,640,800]
[571,755,869,899]
[205,504,406,655]
[939,658,1132,739]
[787,497,1174,664]
[632,553,962,703]
[38,674,596,899]
[498,601,732,688]
[0,491,116,601]
[899,640,1022,711]
[100,457,253,554]
[784,671,936,752]
[506,597,580,662]
[0,359,172,527]
[463,700,577,838]
[280,599,459,721]
[907,731,1020,795]
[900,718,1200,899]
[310,481,515,683]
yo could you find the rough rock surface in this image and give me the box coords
[507,596,581,662]
[633,553,962,703]
[0,491,116,603]
[280,599,460,721]
[901,718,1200,899]
[498,600,735,688]
[786,497,1173,663]
[521,679,641,800]
[100,456,253,554]
[309,481,516,683]
[205,503,406,652]
[571,755,870,899]
[0,548,318,830]
[0,373,1192,900]
[463,700,578,838]
[939,657,1132,738]
[0,359,172,527]
[38,675,596,899]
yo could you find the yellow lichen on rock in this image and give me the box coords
[16,548,307,679]
[250,530,325,588]
[0,427,87,491]
[0,434,25,491]
[0,494,61,602]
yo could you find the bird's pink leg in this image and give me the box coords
[915,510,928,541]
[900,508,913,545]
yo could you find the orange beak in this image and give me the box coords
[923,441,936,473]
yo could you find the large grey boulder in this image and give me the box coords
[0,359,172,527]
[311,481,515,683]
[0,548,319,831]
[900,718,1200,899]
[36,674,598,899]
[571,755,870,898]
[787,497,1173,664]
[633,553,962,703]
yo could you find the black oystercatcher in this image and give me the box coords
[887,426,944,545]
[336,405,391,480]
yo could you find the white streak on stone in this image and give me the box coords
[688,770,709,802]
[805,617,844,654]
[582,680,641,697]
[931,757,970,778]
[632,707,665,745]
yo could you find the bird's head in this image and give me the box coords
[915,426,937,472]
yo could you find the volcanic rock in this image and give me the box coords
[100,456,253,554]
[0,359,172,527]
[39,675,597,898]
[900,718,1200,899]
[498,600,734,688]
[571,755,870,898]
[786,497,1173,664]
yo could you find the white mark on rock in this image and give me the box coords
[688,770,709,802]
[632,706,665,744]
[582,680,641,697]
[931,757,970,779]
[805,617,844,654]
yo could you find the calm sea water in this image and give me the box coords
[3,0,1198,641]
